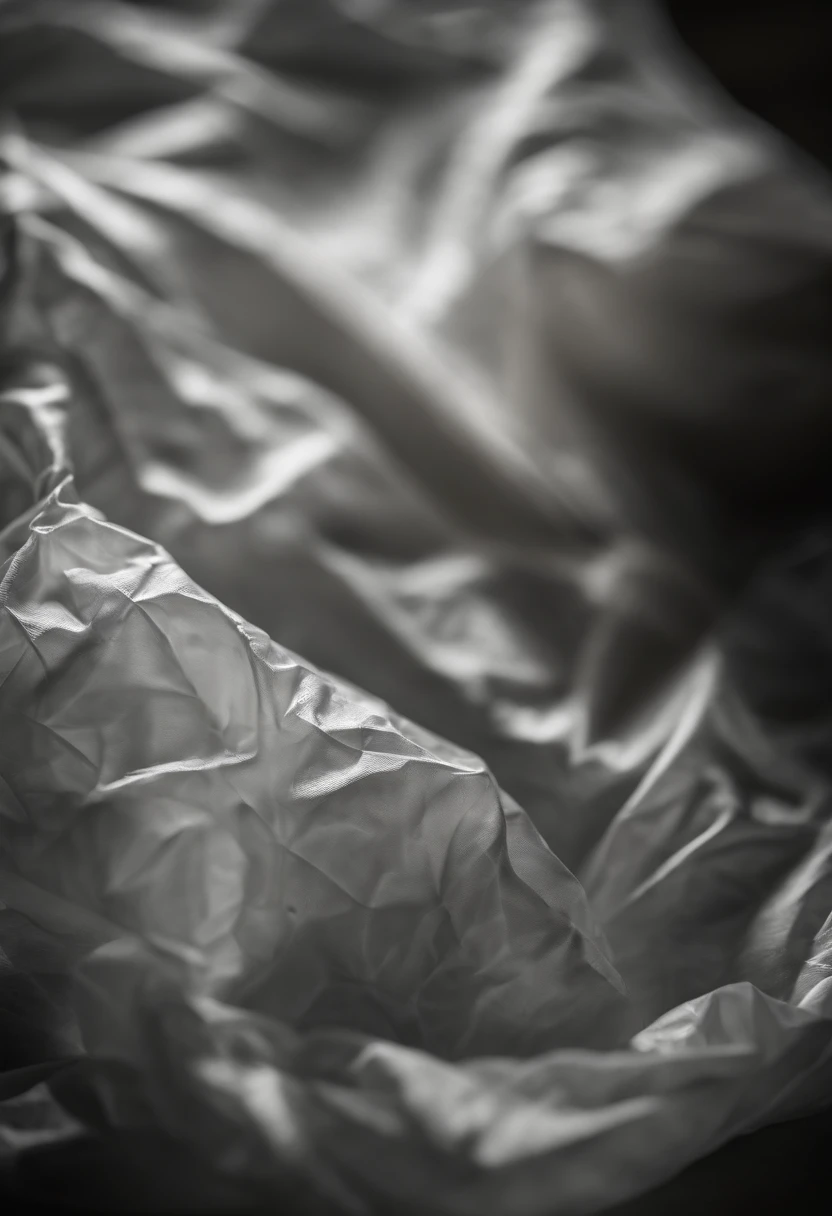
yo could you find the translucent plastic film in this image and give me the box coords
[3,2,832,1213]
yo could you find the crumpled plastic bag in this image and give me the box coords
[4,1,832,1213]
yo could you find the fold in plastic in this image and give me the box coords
[4,2,832,1213]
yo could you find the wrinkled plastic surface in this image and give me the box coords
[3,1,832,1213]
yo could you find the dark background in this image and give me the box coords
[667,0,832,172]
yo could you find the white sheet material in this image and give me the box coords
[3,2,832,1212]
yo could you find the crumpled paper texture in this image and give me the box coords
[3,1,832,1213]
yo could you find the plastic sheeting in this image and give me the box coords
[3,1,832,1212]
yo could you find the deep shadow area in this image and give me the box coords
[666,0,832,173]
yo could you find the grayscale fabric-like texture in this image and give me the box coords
[3,1,832,1212]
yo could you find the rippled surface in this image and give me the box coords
[3,2,832,1213]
